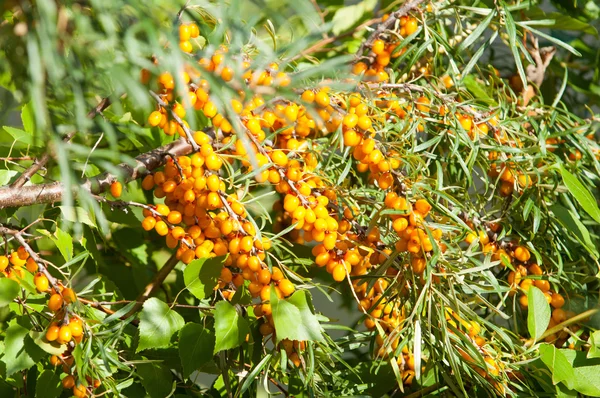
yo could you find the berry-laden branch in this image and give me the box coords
[0,138,194,209]
[10,97,112,188]
[355,0,426,62]
[0,224,62,293]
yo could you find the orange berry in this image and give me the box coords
[46,325,60,342]
[148,111,163,127]
[142,216,157,231]
[48,294,63,312]
[278,279,295,297]
[57,325,72,344]
[205,153,223,170]
[372,39,385,55]
[315,91,330,107]
[62,375,76,389]
[179,24,191,41]
[155,221,169,236]
[0,255,8,272]
[73,384,88,398]
[332,264,346,282]
[551,293,565,309]
[69,322,83,338]
[62,288,77,304]
[110,181,123,198]
[34,272,49,292]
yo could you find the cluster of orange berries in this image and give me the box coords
[0,246,94,396]
[503,246,578,345]
[352,15,420,82]
[178,22,201,53]
[56,370,100,398]
[448,309,505,393]
[0,246,38,281]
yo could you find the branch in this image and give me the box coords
[0,138,194,209]
[10,97,112,188]
[355,0,425,62]
[124,252,181,318]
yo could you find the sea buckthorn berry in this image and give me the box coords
[416,96,430,113]
[142,216,157,231]
[270,150,288,167]
[48,294,64,312]
[46,325,60,342]
[62,375,76,389]
[372,39,385,55]
[26,257,38,273]
[179,24,191,41]
[34,272,49,292]
[514,246,531,262]
[142,174,155,190]
[315,91,330,108]
[189,23,199,38]
[0,255,8,272]
[180,40,193,53]
[110,181,122,198]
[205,153,223,170]
[69,321,83,337]
[551,293,565,309]
[57,325,72,344]
[62,288,77,304]
[155,221,169,236]
[278,279,295,297]
[73,384,88,398]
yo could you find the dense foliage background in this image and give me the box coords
[1,0,600,397]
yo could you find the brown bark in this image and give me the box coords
[0,138,193,209]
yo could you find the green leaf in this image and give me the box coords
[0,170,18,186]
[588,331,600,359]
[503,5,527,90]
[29,331,68,356]
[137,362,176,398]
[52,227,73,262]
[458,9,496,51]
[550,204,599,259]
[523,9,598,35]
[561,349,600,396]
[183,257,224,300]
[4,321,45,376]
[213,301,250,353]
[463,75,496,105]
[331,0,377,35]
[179,323,215,379]
[540,343,575,388]
[0,278,20,306]
[137,298,185,352]
[22,101,35,134]
[35,370,62,398]
[59,206,97,228]
[559,166,600,223]
[528,286,551,340]
[3,126,41,147]
[270,290,324,343]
